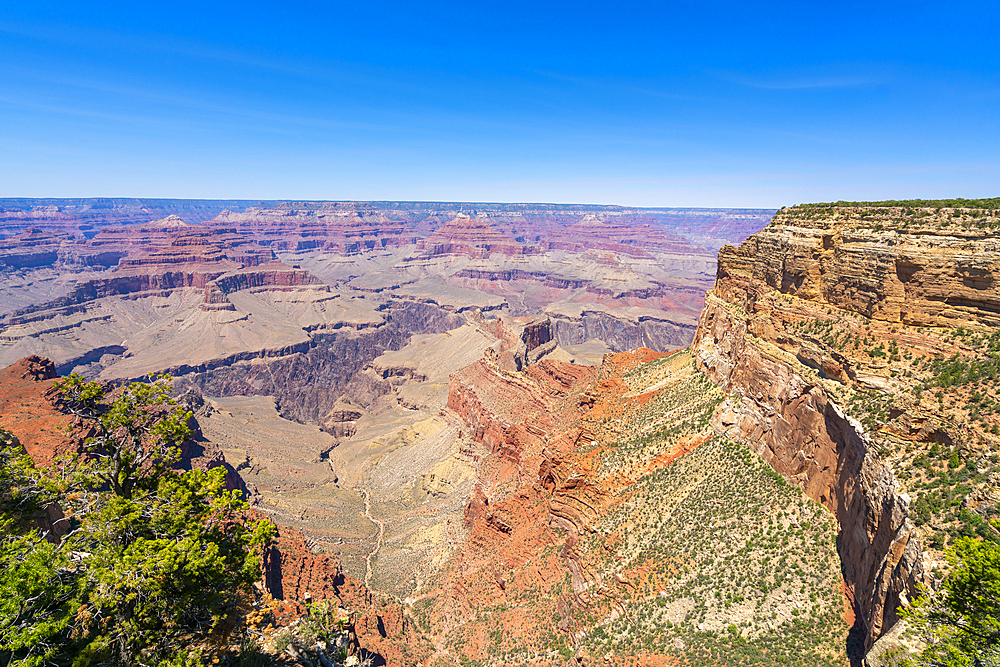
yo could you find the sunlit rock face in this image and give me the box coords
[694,204,1000,652]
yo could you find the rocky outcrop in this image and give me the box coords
[261,524,433,666]
[694,294,925,651]
[551,310,696,352]
[0,228,70,269]
[540,213,715,258]
[415,214,539,258]
[175,300,467,424]
[2,223,315,323]
[176,326,409,424]
[211,203,418,255]
[262,526,352,604]
[723,205,1000,327]
[687,204,1000,653]
[447,355,597,468]
[0,356,85,467]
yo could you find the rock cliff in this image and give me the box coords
[693,203,1000,655]
[175,300,466,424]
[211,203,418,254]
[415,214,539,258]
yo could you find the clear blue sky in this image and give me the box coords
[1,1,997,207]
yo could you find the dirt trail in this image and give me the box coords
[358,487,384,590]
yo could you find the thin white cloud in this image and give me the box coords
[710,67,890,90]
[527,68,702,101]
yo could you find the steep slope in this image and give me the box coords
[416,214,538,258]
[0,354,433,666]
[412,348,849,667]
[211,203,418,254]
[693,202,1000,656]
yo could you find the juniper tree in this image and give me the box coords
[0,374,273,667]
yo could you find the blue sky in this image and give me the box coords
[1,1,997,207]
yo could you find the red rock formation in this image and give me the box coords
[0,356,243,491]
[211,203,418,255]
[416,214,539,258]
[431,349,685,664]
[0,227,73,269]
[447,356,598,470]
[686,205,1000,652]
[540,214,714,259]
[261,525,432,665]
[0,355,85,466]
[3,222,321,324]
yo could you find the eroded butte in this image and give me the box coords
[0,201,770,583]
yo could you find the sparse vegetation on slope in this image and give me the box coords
[577,438,847,667]
[430,349,849,667]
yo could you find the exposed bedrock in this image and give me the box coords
[725,206,1000,327]
[175,300,466,424]
[683,205,1000,655]
[6,272,225,322]
[693,295,924,653]
[551,310,696,352]
[447,354,598,467]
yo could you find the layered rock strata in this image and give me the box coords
[550,310,696,353]
[211,203,418,254]
[692,204,1000,653]
[724,206,1000,328]
[415,214,538,258]
[175,300,466,424]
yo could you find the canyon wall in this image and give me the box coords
[551,310,696,352]
[175,300,466,424]
[692,204,1000,654]
[694,293,924,652]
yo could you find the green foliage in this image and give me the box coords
[0,436,61,533]
[271,601,356,665]
[924,351,1000,391]
[0,376,274,667]
[900,537,1000,666]
[0,532,80,666]
[794,198,1000,210]
[55,373,194,500]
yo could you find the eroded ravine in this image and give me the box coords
[359,487,385,591]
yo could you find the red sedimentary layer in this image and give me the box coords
[430,349,684,663]
[538,214,713,258]
[0,227,75,269]
[416,214,539,258]
[3,221,323,322]
[0,355,86,466]
[447,356,598,473]
[260,525,430,665]
[117,226,273,272]
[211,205,418,255]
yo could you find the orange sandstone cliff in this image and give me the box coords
[693,204,1000,653]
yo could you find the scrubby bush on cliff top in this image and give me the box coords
[791,198,1000,209]
[900,537,1000,667]
[0,374,273,667]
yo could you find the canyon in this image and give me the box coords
[1,198,998,665]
